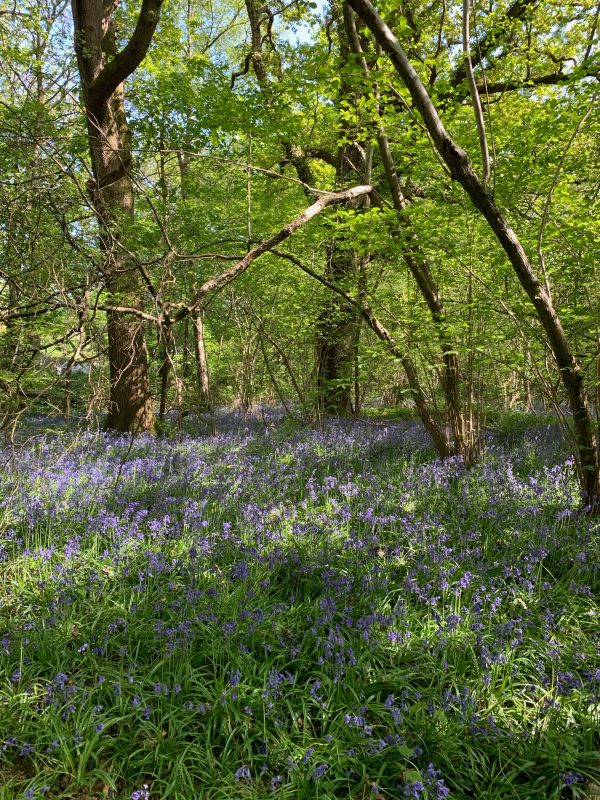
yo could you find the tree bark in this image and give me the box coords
[71,1,162,433]
[315,243,362,416]
[158,325,175,421]
[192,309,216,434]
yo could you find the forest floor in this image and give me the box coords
[0,411,598,800]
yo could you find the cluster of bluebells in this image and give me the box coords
[401,763,451,798]
[0,410,598,797]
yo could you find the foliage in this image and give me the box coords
[1,0,598,428]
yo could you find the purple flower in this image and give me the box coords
[561,772,584,787]
[270,774,283,791]
[234,765,251,783]
[458,571,472,590]
[402,781,424,798]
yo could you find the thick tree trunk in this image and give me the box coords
[71,1,161,433]
[88,93,154,433]
[348,0,599,506]
[315,238,362,416]
[313,143,366,415]
[314,8,369,415]
[104,307,153,432]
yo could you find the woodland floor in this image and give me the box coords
[0,411,599,799]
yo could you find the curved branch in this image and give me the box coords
[87,0,164,113]
[175,184,373,320]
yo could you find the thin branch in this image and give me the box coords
[463,0,490,185]
[478,68,599,93]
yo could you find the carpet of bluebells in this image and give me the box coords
[0,411,599,800]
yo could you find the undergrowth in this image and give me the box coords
[0,414,598,799]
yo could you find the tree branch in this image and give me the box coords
[175,184,373,320]
[87,0,164,112]
[463,0,490,185]
[477,68,599,93]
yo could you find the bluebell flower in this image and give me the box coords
[234,765,251,783]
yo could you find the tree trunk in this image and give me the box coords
[240,0,363,417]
[314,8,368,416]
[315,238,362,416]
[158,325,175,421]
[193,310,212,413]
[182,316,191,378]
[88,89,153,434]
[104,307,153,432]
[313,150,367,415]
[71,1,162,433]
[62,365,73,418]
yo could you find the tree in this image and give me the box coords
[70,0,164,432]
[347,0,600,508]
